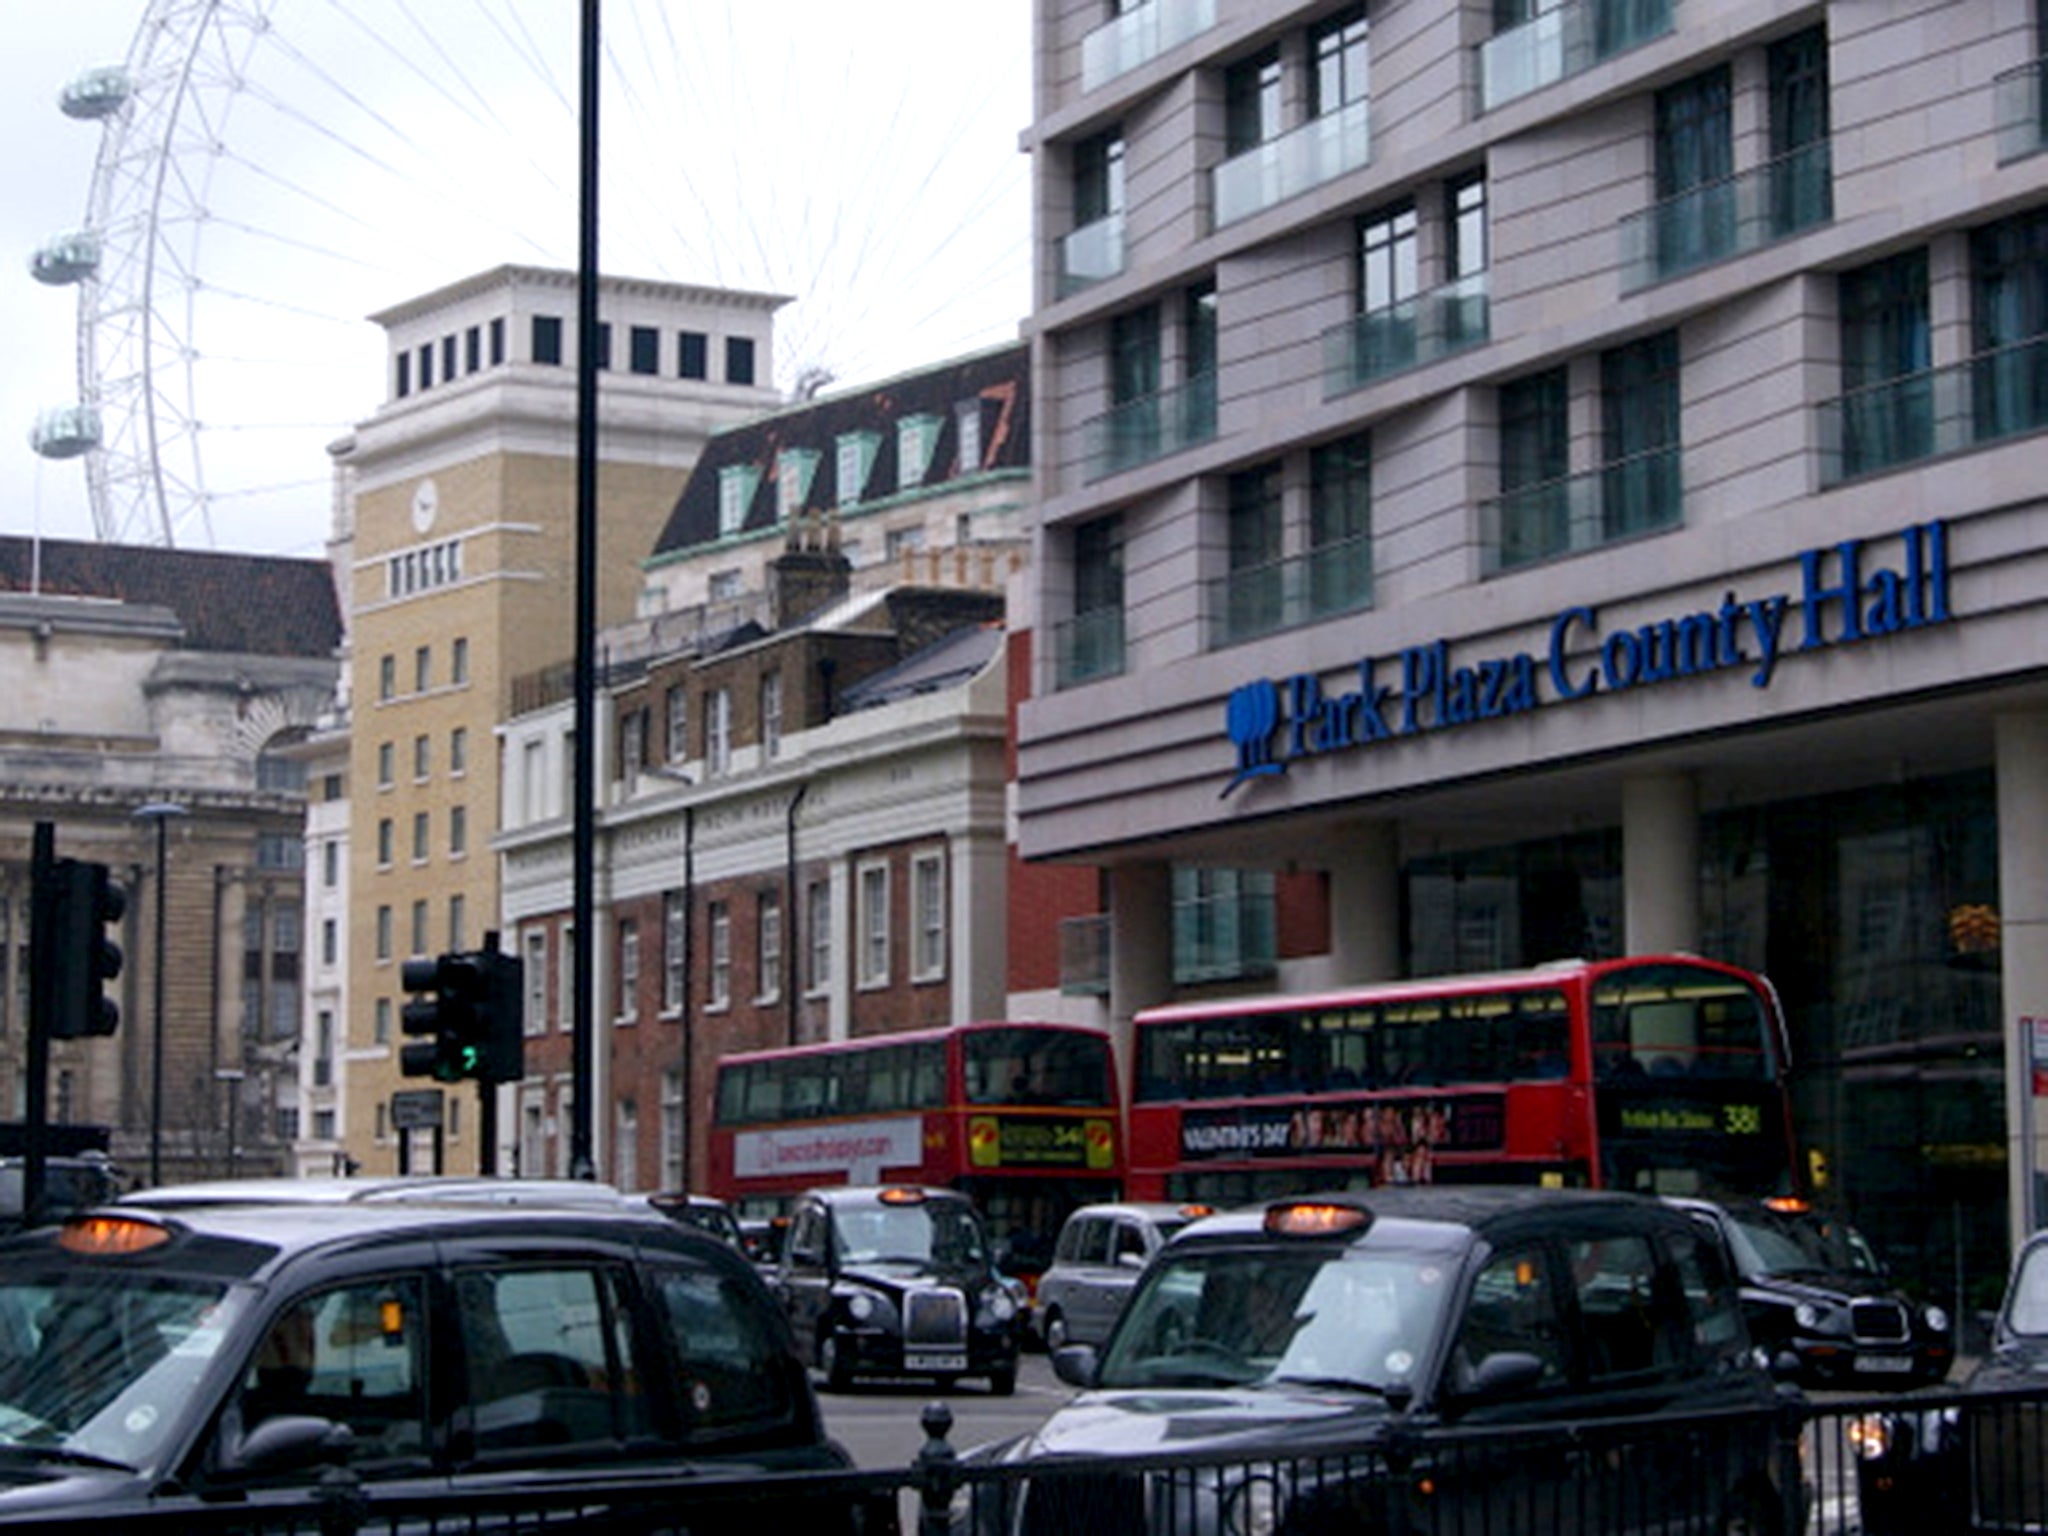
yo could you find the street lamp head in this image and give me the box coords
[134,801,189,822]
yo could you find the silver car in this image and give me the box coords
[1032,1201,1212,1350]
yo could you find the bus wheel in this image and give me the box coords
[820,1331,855,1393]
[989,1362,1017,1397]
[1042,1309,1069,1351]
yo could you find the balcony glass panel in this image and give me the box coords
[1085,371,1218,480]
[1995,59,2048,164]
[1478,0,1672,112]
[1081,0,1218,92]
[1052,605,1126,690]
[1206,534,1374,648]
[1323,273,1490,396]
[1173,888,1276,985]
[1059,916,1110,996]
[1816,339,2048,485]
[1480,444,1682,575]
[1058,213,1125,297]
[1212,96,1371,229]
[1618,140,1832,291]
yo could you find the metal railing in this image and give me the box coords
[1816,334,2048,486]
[1212,95,1372,228]
[1059,212,1125,296]
[1323,273,1490,396]
[1083,372,1218,481]
[1479,444,1682,575]
[1477,0,1672,112]
[1080,0,1217,92]
[1051,604,1126,690]
[1059,914,1110,995]
[1617,138,1833,292]
[1205,534,1374,648]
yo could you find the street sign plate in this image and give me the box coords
[391,1088,445,1130]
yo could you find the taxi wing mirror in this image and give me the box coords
[1051,1343,1100,1389]
[1460,1350,1546,1402]
[221,1415,356,1477]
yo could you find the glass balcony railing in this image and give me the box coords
[1213,96,1372,228]
[1995,58,2048,164]
[1084,371,1218,480]
[1618,140,1833,291]
[1081,0,1217,92]
[1058,915,1110,996]
[1206,534,1375,649]
[1479,444,1682,575]
[1478,0,1672,113]
[1817,336,2048,485]
[1173,889,1277,985]
[1323,273,1490,396]
[1052,604,1126,690]
[1058,212,1125,297]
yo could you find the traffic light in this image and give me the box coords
[44,859,125,1040]
[480,949,525,1085]
[398,951,489,1083]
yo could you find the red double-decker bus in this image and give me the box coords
[708,1021,1121,1282]
[1125,955,1800,1207]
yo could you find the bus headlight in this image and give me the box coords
[1224,1473,1285,1536]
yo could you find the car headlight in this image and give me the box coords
[1924,1305,1950,1334]
[985,1287,1018,1324]
[1848,1413,1894,1460]
[847,1290,879,1323]
[1224,1473,1286,1536]
[1794,1302,1824,1331]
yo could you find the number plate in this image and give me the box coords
[1856,1355,1914,1374]
[906,1351,968,1373]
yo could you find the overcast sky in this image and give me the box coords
[0,1,1032,559]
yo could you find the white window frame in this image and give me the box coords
[806,878,832,995]
[778,448,820,519]
[857,861,891,990]
[706,687,732,776]
[524,929,549,1036]
[617,917,640,1022]
[665,685,689,763]
[912,848,947,982]
[761,671,783,760]
[662,891,685,1013]
[717,466,760,537]
[836,431,880,506]
[956,399,983,474]
[898,413,941,489]
[708,902,732,1009]
[757,890,783,1004]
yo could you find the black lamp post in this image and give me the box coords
[133,801,187,1188]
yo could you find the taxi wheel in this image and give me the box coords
[820,1331,855,1393]
[1042,1309,1069,1351]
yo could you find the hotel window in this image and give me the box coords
[1654,65,1734,268]
[836,431,879,505]
[629,325,660,375]
[375,904,392,961]
[449,804,467,857]
[451,636,469,684]
[705,687,732,776]
[376,818,394,867]
[1110,304,1160,409]
[1310,4,1369,114]
[717,466,760,537]
[379,654,396,701]
[664,685,689,762]
[955,400,983,474]
[760,671,783,759]
[1498,366,1570,566]
[778,449,820,519]
[1838,250,1932,472]
[532,314,563,365]
[806,879,832,993]
[448,893,465,951]
[1074,125,1126,235]
[858,862,890,989]
[450,725,468,775]
[726,335,756,386]
[1224,47,1282,155]
[413,734,430,781]
[412,811,429,863]
[1359,203,1418,316]
[678,329,708,379]
[757,891,782,1003]
[1450,171,1488,280]
[377,742,395,789]
[617,918,640,1020]
[1600,329,1681,536]
[1974,208,2048,439]
[912,850,946,981]
[1309,432,1373,616]
[663,891,685,1012]
[898,414,942,489]
[410,900,429,956]
[708,902,731,1009]
[1225,463,1284,640]
[414,645,431,693]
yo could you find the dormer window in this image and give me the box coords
[956,399,984,474]
[778,449,820,520]
[718,465,760,537]
[836,431,880,506]
[898,413,942,490]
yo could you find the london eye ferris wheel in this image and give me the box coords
[29,0,1031,555]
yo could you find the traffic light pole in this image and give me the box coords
[22,824,54,1227]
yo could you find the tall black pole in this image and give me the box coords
[569,0,601,1179]
[24,823,53,1225]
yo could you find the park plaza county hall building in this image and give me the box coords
[1012,0,2048,1315]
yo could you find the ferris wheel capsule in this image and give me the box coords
[60,67,130,120]
[30,406,103,461]
[30,233,100,287]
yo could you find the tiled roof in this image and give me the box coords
[651,341,1029,559]
[0,536,342,658]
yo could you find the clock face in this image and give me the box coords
[411,478,439,534]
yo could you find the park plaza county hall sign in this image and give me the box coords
[1225,518,1954,796]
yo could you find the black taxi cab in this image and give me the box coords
[964,1186,1804,1535]
[0,1197,874,1528]
[773,1185,1023,1395]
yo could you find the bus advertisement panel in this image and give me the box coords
[710,1021,1122,1282]
[1126,955,1798,1207]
